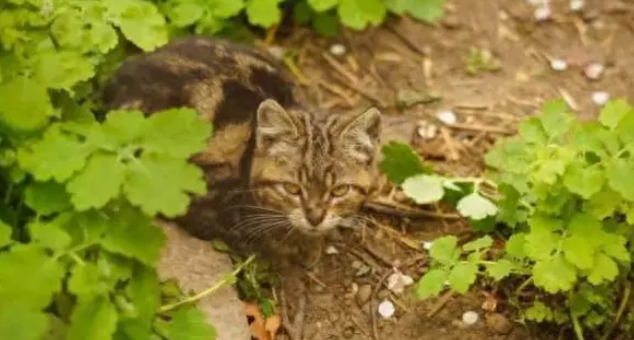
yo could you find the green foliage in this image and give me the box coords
[0,0,443,339]
[395,98,634,337]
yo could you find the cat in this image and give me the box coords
[102,37,383,267]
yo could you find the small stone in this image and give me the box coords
[486,313,514,335]
[534,5,551,21]
[584,63,604,80]
[550,58,568,71]
[378,300,395,318]
[437,110,457,124]
[355,285,373,306]
[569,0,584,11]
[592,91,610,105]
[462,311,479,325]
[329,44,346,56]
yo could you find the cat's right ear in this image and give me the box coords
[255,99,299,154]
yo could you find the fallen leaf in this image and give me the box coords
[245,302,280,340]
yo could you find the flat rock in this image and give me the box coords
[157,221,251,340]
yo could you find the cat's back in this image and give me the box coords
[103,36,303,123]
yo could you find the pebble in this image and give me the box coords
[386,271,414,294]
[592,91,610,105]
[417,121,438,140]
[486,313,514,335]
[378,300,395,318]
[422,241,434,250]
[355,284,373,306]
[462,311,479,325]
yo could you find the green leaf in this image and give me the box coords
[102,109,148,145]
[24,181,71,215]
[66,296,118,340]
[484,137,531,174]
[599,99,632,130]
[308,0,339,12]
[34,50,95,90]
[123,155,206,217]
[407,0,446,23]
[605,158,634,201]
[312,11,340,36]
[401,174,444,204]
[505,234,526,259]
[155,307,216,340]
[124,266,161,329]
[486,259,514,280]
[0,244,64,309]
[533,254,577,293]
[246,0,283,27]
[569,122,607,156]
[415,268,448,299]
[166,1,205,27]
[0,220,12,248]
[586,253,618,285]
[101,207,166,266]
[563,162,604,199]
[0,76,55,131]
[67,152,127,210]
[68,264,109,298]
[456,192,498,220]
[141,108,212,158]
[379,141,425,184]
[525,215,561,261]
[293,1,312,24]
[28,220,71,251]
[524,301,554,322]
[429,235,459,265]
[337,0,386,30]
[586,188,622,219]
[17,126,90,182]
[462,235,493,252]
[0,303,48,340]
[109,0,169,51]
[600,234,630,263]
[518,117,548,145]
[539,99,573,140]
[562,234,595,270]
[447,262,478,294]
[569,292,592,318]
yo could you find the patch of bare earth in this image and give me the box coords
[263,1,634,339]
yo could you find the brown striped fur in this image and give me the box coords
[103,37,382,265]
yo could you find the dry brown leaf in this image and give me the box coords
[244,302,281,340]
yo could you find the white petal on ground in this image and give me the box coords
[584,63,605,80]
[329,44,346,56]
[569,0,584,11]
[462,311,479,325]
[592,91,610,105]
[422,241,434,250]
[550,59,568,71]
[387,271,415,293]
[534,5,551,21]
[325,245,339,255]
[437,110,457,124]
[378,300,396,318]
[417,121,438,139]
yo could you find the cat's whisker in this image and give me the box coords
[229,215,287,232]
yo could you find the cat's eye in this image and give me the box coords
[331,185,351,197]
[282,183,302,195]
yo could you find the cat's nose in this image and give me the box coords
[305,208,326,227]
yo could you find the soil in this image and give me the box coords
[253,1,634,339]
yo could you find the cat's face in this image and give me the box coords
[249,99,381,236]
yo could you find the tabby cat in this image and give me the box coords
[103,37,383,266]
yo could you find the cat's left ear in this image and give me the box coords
[335,107,382,163]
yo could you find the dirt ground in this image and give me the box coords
[259,1,634,339]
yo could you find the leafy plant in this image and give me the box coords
[381,99,634,339]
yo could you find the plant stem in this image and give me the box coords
[571,310,586,340]
[514,277,533,296]
[158,255,256,313]
[600,280,631,340]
